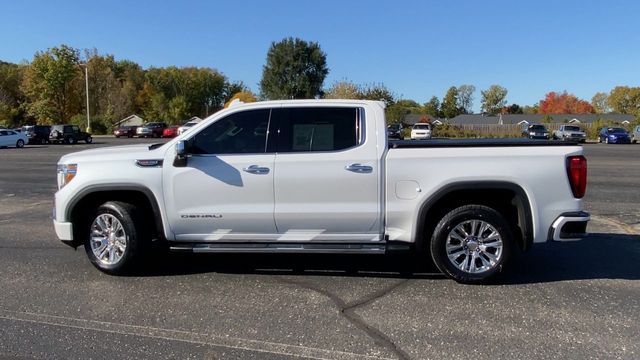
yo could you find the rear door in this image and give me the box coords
[272,106,381,241]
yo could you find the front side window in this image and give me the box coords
[191,109,271,155]
[276,107,359,152]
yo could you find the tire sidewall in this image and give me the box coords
[83,202,140,274]
[16,139,24,148]
[430,205,513,283]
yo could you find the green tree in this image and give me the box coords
[441,86,460,118]
[522,104,539,114]
[457,84,475,114]
[607,86,640,116]
[324,80,362,99]
[591,92,609,114]
[0,61,26,126]
[360,83,395,106]
[424,96,441,118]
[168,95,189,124]
[385,99,421,124]
[22,45,82,124]
[260,37,329,99]
[481,85,508,115]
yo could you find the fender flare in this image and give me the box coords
[414,181,534,251]
[66,184,166,241]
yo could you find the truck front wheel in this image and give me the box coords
[430,205,512,284]
[84,201,144,275]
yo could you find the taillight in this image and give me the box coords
[566,156,587,198]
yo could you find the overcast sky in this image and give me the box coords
[2,0,638,112]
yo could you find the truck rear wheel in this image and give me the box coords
[83,201,144,275]
[430,205,512,284]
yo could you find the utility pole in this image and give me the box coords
[79,63,91,132]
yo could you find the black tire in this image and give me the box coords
[40,138,46,145]
[83,201,145,275]
[16,139,24,148]
[430,205,513,284]
[71,137,78,145]
[85,136,92,144]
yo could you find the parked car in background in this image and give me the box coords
[113,125,138,138]
[49,125,92,144]
[553,125,586,143]
[162,125,179,138]
[177,120,201,135]
[522,124,549,139]
[136,122,167,138]
[598,127,631,144]
[0,129,28,148]
[387,123,404,140]
[632,125,640,144]
[410,123,432,140]
[22,125,51,144]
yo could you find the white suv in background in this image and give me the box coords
[411,123,432,140]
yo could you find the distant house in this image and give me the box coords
[403,114,445,126]
[404,113,635,126]
[115,115,144,127]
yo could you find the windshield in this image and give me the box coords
[564,126,580,131]
[529,125,546,131]
[413,124,430,130]
[388,124,401,130]
[608,127,626,133]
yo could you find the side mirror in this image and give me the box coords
[173,140,188,167]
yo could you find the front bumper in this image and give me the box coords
[548,211,590,242]
[53,219,73,242]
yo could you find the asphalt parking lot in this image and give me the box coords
[0,138,638,359]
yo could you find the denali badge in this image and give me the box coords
[181,214,223,219]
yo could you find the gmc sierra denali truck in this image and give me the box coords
[53,100,589,283]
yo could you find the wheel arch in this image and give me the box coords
[414,181,534,252]
[66,184,166,247]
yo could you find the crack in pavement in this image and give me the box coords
[276,276,412,360]
[591,215,638,235]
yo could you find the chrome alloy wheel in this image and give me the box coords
[445,220,503,274]
[90,214,127,266]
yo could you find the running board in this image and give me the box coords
[169,242,387,254]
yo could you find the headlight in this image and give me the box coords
[543,132,549,136]
[57,164,77,189]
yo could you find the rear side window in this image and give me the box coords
[276,107,359,152]
[191,109,271,155]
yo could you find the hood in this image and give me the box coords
[58,143,167,164]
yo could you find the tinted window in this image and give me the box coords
[413,124,430,130]
[564,126,580,131]
[191,109,271,155]
[276,107,359,152]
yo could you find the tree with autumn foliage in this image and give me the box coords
[538,91,594,114]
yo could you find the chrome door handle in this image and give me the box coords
[345,163,373,174]
[243,165,270,174]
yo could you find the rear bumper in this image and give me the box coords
[548,211,590,242]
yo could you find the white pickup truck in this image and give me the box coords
[53,100,589,283]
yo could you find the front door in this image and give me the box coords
[164,108,277,241]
